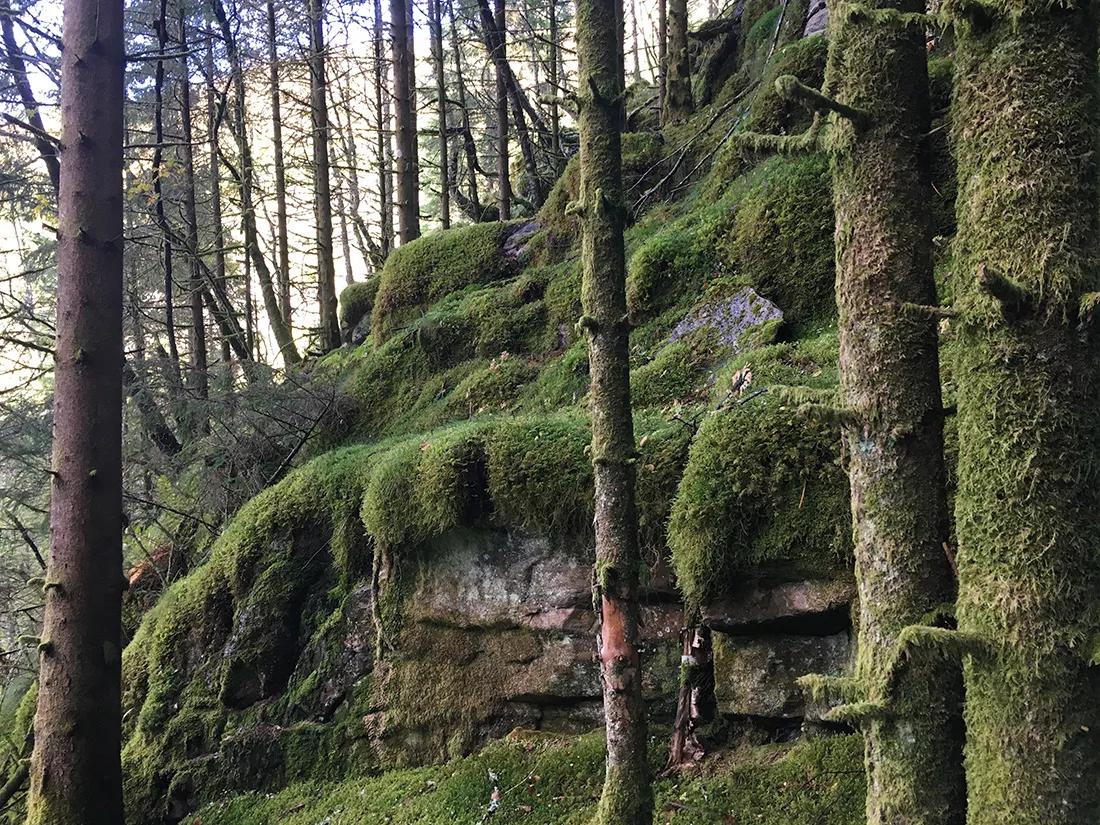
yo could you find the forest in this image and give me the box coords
[0,0,1097,821]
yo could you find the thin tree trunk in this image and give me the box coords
[0,2,59,193]
[153,0,183,392]
[477,0,546,208]
[26,0,124,820]
[493,0,511,219]
[828,1,965,819]
[666,623,712,769]
[663,0,690,122]
[373,0,393,256]
[205,23,237,373]
[428,0,450,229]
[211,0,302,366]
[267,0,293,331]
[576,0,652,819]
[335,181,356,285]
[178,6,208,426]
[390,0,421,242]
[449,0,483,216]
[952,8,1100,822]
[657,0,667,121]
[547,0,562,172]
[630,0,641,84]
[307,0,341,350]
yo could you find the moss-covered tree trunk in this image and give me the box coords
[827,3,965,822]
[576,0,652,821]
[663,0,691,123]
[952,6,1100,822]
[27,0,125,820]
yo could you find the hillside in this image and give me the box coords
[70,4,953,822]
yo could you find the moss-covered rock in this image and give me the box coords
[719,155,834,327]
[339,279,380,333]
[371,222,518,344]
[668,393,851,607]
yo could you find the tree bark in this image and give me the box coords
[26,0,125,820]
[576,0,652,820]
[663,0,691,122]
[428,0,451,229]
[476,0,547,208]
[657,0,667,121]
[828,2,965,821]
[449,0,484,217]
[267,0,293,332]
[493,0,511,219]
[390,0,421,242]
[951,7,1100,822]
[547,0,562,172]
[205,23,238,373]
[307,0,341,350]
[211,0,302,366]
[178,7,209,425]
[153,0,183,393]
[373,0,393,256]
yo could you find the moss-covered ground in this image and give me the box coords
[187,730,864,825]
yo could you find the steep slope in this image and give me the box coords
[104,4,956,822]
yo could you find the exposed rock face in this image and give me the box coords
[369,528,683,765]
[803,0,828,36]
[714,631,851,719]
[668,287,783,350]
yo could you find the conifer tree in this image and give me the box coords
[825,3,964,821]
[575,0,652,820]
[950,6,1100,821]
[26,0,125,820]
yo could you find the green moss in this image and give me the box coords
[631,330,722,408]
[486,411,594,536]
[443,357,538,417]
[339,279,381,331]
[372,222,517,344]
[668,393,851,606]
[186,730,864,825]
[719,155,835,327]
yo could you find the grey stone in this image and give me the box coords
[713,630,851,718]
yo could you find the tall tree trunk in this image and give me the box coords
[477,0,547,208]
[827,1,965,820]
[547,0,562,172]
[0,2,60,194]
[656,0,667,121]
[428,0,450,229]
[630,0,641,83]
[335,181,356,285]
[493,0,511,219]
[307,0,341,350]
[153,0,183,392]
[390,0,421,242]
[951,6,1100,822]
[178,6,209,427]
[211,0,302,366]
[26,0,124,821]
[267,0,293,332]
[449,0,483,215]
[205,23,237,373]
[373,0,393,256]
[576,0,652,820]
[663,0,691,122]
